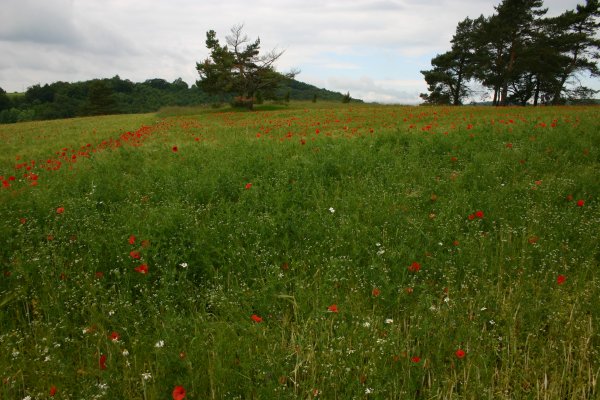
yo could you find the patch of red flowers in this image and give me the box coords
[99,354,107,370]
[50,385,57,397]
[557,274,567,285]
[245,183,252,190]
[411,356,421,363]
[408,262,421,272]
[56,207,65,214]
[128,235,136,245]
[172,385,186,400]
[251,314,263,323]
[327,304,339,313]
[134,264,148,274]
[129,250,141,259]
[372,287,381,297]
[109,331,120,342]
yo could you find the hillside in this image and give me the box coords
[0,76,358,124]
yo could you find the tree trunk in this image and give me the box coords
[533,78,540,106]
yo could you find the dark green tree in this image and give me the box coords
[546,0,600,104]
[421,17,483,105]
[86,80,118,115]
[0,87,11,112]
[196,24,298,109]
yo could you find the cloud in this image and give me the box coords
[326,76,423,104]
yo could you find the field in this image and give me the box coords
[0,103,599,399]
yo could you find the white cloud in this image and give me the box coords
[0,0,596,101]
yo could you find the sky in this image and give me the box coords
[0,0,597,104]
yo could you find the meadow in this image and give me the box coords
[0,102,598,399]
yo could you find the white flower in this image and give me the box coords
[122,349,129,357]
[22,396,32,400]
[141,372,152,381]
[328,207,335,213]
[155,340,165,348]
[180,262,188,268]
[363,321,371,328]
[365,387,374,394]
[384,318,394,324]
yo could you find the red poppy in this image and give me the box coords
[99,354,107,370]
[130,250,141,259]
[95,272,104,279]
[408,262,421,272]
[172,385,186,400]
[411,356,421,363]
[128,235,136,245]
[172,146,178,152]
[372,288,381,297]
[50,385,57,397]
[245,183,252,190]
[577,200,585,207]
[557,274,566,285]
[135,264,148,274]
[56,207,65,214]
[475,210,484,219]
[251,314,263,323]
[468,213,475,221]
[327,304,338,313]
[455,349,466,359]
[19,218,27,224]
[109,331,120,342]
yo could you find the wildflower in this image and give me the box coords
[577,199,585,207]
[557,274,567,285]
[411,356,421,363]
[468,213,475,221]
[129,250,141,259]
[475,210,484,219]
[50,385,57,397]
[172,385,186,400]
[455,349,466,359]
[245,183,252,190]
[384,318,394,324]
[109,331,120,342]
[99,354,107,370]
[372,287,381,297]
[134,264,148,274]
[408,262,421,272]
[251,314,263,323]
[141,372,152,381]
[128,235,136,245]
[328,207,335,213]
[172,146,178,152]
[179,262,188,268]
[327,304,338,313]
[155,340,165,348]
[19,218,27,224]
[56,207,65,214]
[122,349,129,356]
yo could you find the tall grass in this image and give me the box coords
[1,103,598,399]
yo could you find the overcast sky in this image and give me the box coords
[0,0,596,103]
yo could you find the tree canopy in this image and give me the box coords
[196,24,298,109]
[421,0,599,105]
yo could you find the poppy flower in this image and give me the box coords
[408,262,421,272]
[245,183,252,190]
[109,331,120,342]
[251,314,263,323]
[468,213,475,221]
[455,349,466,359]
[557,274,566,285]
[99,354,107,370]
[130,250,141,259]
[128,235,136,245]
[577,200,585,207]
[135,264,148,274]
[50,385,57,397]
[327,304,338,313]
[172,146,178,152]
[56,207,65,214]
[172,385,186,400]
[475,210,484,219]
[372,288,381,297]
[411,356,421,363]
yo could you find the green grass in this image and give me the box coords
[1,103,599,399]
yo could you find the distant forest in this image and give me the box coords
[0,76,350,124]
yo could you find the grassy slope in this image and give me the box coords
[0,103,599,399]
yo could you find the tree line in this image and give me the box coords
[420,0,599,106]
[0,74,350,124]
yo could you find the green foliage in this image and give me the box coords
[342,91,351,103]
[1,104,599,398]
[196,25,298,110]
